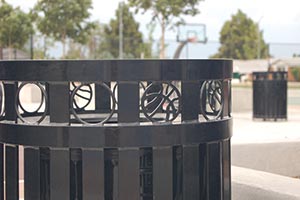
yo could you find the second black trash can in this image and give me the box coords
[253,71,287,121]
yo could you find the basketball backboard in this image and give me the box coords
[177,23,207,43]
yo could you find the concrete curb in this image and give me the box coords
[232,141,300,177]
[232,166,300,200]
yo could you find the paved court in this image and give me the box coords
[232,105,300,144]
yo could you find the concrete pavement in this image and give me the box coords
[232,105,300,144]
[231,104,300,199]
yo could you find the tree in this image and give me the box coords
[212,10,269,60]
[33,0,95,58]
[65,41,86,59]
[293,53,300,58]
[128,0,202,58]
[0,2,33,59]
[30,35,54,59]
[99,3,151,59]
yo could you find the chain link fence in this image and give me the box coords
[159,40,300,59]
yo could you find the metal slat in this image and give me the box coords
[181,81,199,121]
[50,149,70,200]
[0,144,3,200]
[40,148,50,200]
[49,83,69,123]
[173,147,182,199]
[118,82,139,123]
[181,81,200,200]
[153,147,173,200]
[117,82,140,200]
[5,145,19,200]
[49,83,70,200]
[104,149,118,200]
[24,147,40,200]
[199,144,208,200]
[118,149,140,200]
[95,82,111,112]
[139,148,153,200]
[222,140,231,200]
[4,82,17,122]
[222,81,230,118]
[182,145,199,200]
[70,149,82,200]
[82,149,104,200]
[208,142,223,200]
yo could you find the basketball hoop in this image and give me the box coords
[174,24,207,58]
[187,37,198,43]
[177,23,207,44]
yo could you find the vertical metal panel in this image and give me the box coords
[24,147,40,200]
[139,148,153,200]
[181,81,199,121]
[117,82,140,199]
[182,145,199,200]
[222,80,229,118]
[207,142,222,200]
[173,146,182,199]
[199,144,208,200]
[49,83,69,123]
[49,83,70,200]
[45,83,50,115]
[222,140,231,200]
[118,149,140,200]
[104,149,118,200]
[118,82,139,123]
[181,81,200,199]
[0,144,3,200]
[228,81,232,117]
[5,145,19,200]
[40,148,50,200]
[283,74,288,118]
[50,149,70,200]
[82,149,104,200]
[153,147,173,200]
[70,149,82,200]
[4,82,17,121]
[95,82,111,112]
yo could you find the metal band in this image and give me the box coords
[0,118,232,148]
[0,60,233,82]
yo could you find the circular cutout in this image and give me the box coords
[18,83,44,113]
[70,82,116,125]
[15,82,48,124]
[200,81,224,120]
[141,82,181,122]
[70,82,93,111]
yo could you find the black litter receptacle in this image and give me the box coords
[0,60,232,200]
[253,71,287,121]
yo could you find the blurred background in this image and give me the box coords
[2,0,300,112]
[0,0,299,60]
[1,0,300,199]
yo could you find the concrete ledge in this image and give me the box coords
[232,141,300,177]
[233,166,300,200]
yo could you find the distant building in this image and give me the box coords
[271,58,300,81]
[233,58,300,81]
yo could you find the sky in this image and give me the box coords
[6,0,300,58]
